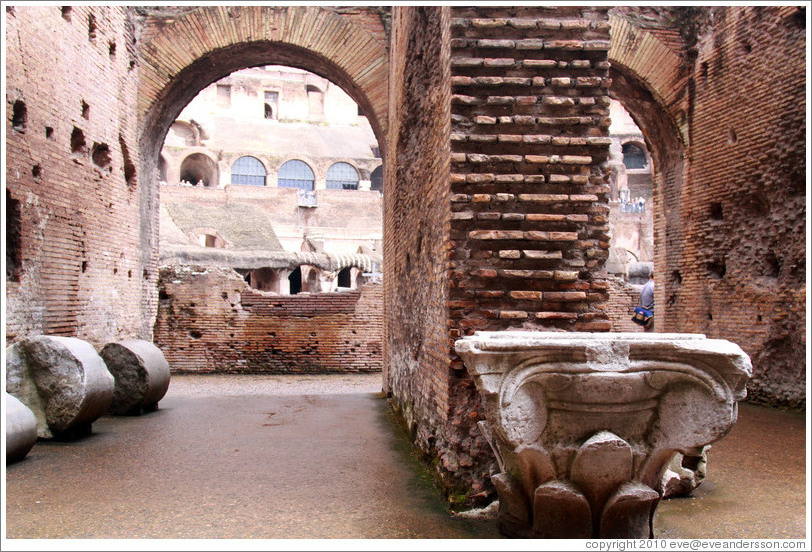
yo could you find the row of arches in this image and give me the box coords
[169,154,384,192]
[240,265,368,295]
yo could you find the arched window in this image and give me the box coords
[370,166,383,192]
[278,160,315,191]
[326,162,359,190]
[231,156,266,186]
[180,153,217,187]
[622,143,648,170]
[337,267,352,288]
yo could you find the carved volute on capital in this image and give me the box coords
[455,332,752,539]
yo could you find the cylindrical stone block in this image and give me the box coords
[6,336,115,439]
[6,393,38,463]
[100,340,171,415]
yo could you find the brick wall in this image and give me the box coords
[608,6,805,409]
[384,6,454,468]
[678,6,806,408]
[384,5,615,501]
[5,6,147,347]
[154,266,382,373]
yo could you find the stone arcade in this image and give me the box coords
[4,4,806,538]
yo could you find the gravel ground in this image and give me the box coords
[166,372,384,396]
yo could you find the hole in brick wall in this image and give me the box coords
[6,190,21,282]
[129,60,136,72]
[765,251,781,277]
[113,268,118,274]
[700,61,709,80]
[405,253,412,273]
[707,312,713,320]
[12,100,27,132]
[671,270,683,285]
[32,165,42,179]
[742,41,752,54]
[128,269,132,278]
[87,12,97,42]
[707,260,726,279]
[71,127,87,159]
[727,128,737,144]
[118,134,137,190]
[108,41,116,59]
[81,261,88,273]
[92,143,112,170]
[158,289,169,301]
[709,202,724,220]
[61,6,71,21]
[143,269,149,279]
[189,330,202,339]
[221,292,228,300]
[757,314,763,322]
[45,126,54,139]
[81,100,90,119]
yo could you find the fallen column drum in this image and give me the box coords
[100,340,171,415]
[5,393,38,463]
[6,335,115,440]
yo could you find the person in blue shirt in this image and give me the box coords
[640,270,654,331]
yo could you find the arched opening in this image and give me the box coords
[337,267,352,288]
[140,6,388,384]
[622,142,648,170]
[608,66,686,331]
[288,266,302,295]
[326,162,359,190]
[246,267,280,292]
[278,159,315,191]
[231,156,267,186]
[180,153,218,187]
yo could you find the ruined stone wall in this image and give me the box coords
[384,5,455,484]
[446,5,613,496]
[385,6,614,502]
[5,6,147,346]
[677,6,806,408]
[154,266,382,373]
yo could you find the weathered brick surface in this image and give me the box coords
[384,6,459,492]
[5,6,146,346]
[154,266,382,373]
[678,6,806,409]
[610,6,806,409]
[385,5,614,501]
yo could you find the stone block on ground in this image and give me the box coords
[100,340,171,415]
[6,336,115,440]
[5,393,38,463]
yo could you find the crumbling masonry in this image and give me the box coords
[5,5,806,503]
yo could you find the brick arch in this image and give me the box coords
[134,6,389,319]
[138,6,388,161]
[608,15,689,330]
